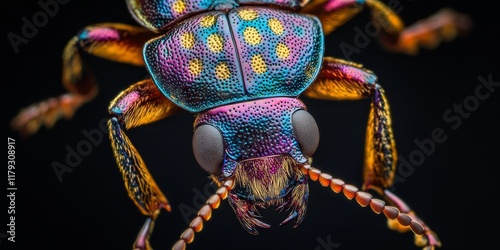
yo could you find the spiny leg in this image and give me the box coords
[301,0,471,54]
[304,57,396,189]
[108,79,182,250]
[11,23,156,137]
[303,57,440,249]
[172,179,235,250]
[369,6,472,55]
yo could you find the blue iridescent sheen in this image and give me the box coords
[143,6,324,112]
[128,0,310,32]
[194,97,309,176]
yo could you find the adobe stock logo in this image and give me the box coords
[339,0,411,60]
[178,182,218,225]
[315,234,341,250]
[391,74,499,190]
[51,118,108,183]
[7,0,71,54]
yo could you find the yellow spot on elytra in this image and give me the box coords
[276,43,290,60]
[215,62,231,80]
[189,58,203,76]
[251,54,267,74]
[172,0,186,13]
[238,9,258,21]
[180,32,195,49]
[243,27,261,46]
[268,18,284,35]
[201,15,216,28]
[207,33,224,52]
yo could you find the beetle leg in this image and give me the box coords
[134,217,155,250]
[304,56,396,189]
[301,0,471,54]
[303,57,440,249]
[300,0,364,35]
[108,79,182,250]
[172,179,235,250]
[11,23,156,137]
[363,1,472,55]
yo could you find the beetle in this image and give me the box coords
[10,0,471,249]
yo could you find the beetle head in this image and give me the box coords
[192,97,319,233]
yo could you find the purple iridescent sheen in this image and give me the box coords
[229,7,323,98]
[194,97,308,176]
[78,27,121,42]
[127,0,309,31]
[144,6,324,112]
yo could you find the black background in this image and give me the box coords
[3,0,499,250]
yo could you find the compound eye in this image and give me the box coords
[292,110,319,157]
[192,125,224,174]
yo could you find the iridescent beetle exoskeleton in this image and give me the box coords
[11,0,472,249]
